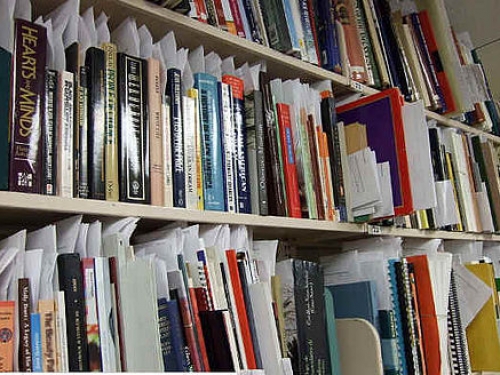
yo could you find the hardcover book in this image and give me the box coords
[10,20,47,194]
[0,48,10,191]
[77,66,89,199]
[117,53,151,204]
[337,88,414,217]
[42,70,58,195]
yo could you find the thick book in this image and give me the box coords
[38,299,57,372]
[57,254,89,372]
[42,70,58,195]
[299,0,319,65]
[0,47,10,191]
[77,66,89,199]
[158,297,192,371]
[117,53,150,204]
[183,94,199,210]
[306,114,325,220]
[223,75,251,214]
[259,0,293,54]
[276,103,301,218]
[276,259,331,374]
[337,88,413,217]
[260,72,286,216]
[18,278,32,372]
[167,68,186,208]
[314,0,342,72]
[86,47,106,200]
[194,73,226,211]
[327,281,378,326]
[102,42,120,201]
[199,310,235,371]
[10,20,47,194]
[0,301,15,372]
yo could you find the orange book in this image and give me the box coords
[225,250,257,369]
[406,255,440,375]
[319,131,336,221]
[0,301,15,372]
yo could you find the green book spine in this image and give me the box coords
[324,288,342,375]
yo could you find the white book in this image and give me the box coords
[183,95,199,210]
[57,71,74,198]
[95,257,118,372]
[221,82,237,213]
[162,101,174,207]
[55,290,69,372]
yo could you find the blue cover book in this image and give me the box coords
[327,281,378,327]
[194,73,226,211]
[167,68,186,208]
[315,0,342,72]
[31,313,43,372]
[280,0,301,55]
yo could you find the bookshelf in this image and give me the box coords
[25,0,500,245]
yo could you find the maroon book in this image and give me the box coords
[10,19,47,193]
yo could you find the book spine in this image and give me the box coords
[18,278,32,372]
[158,298,189,371]
[42,70,58,195]
[315,0,342,73]
[86,47,106,200]
[183,95,199,209]
[223,75,251,213]
[319,131,336,220]
[117,54,150,204]
[354,0,380,87]
[321,97,347,221]
[0,301,15,372]
[102,43,119,201]
[10,20,47,194]
[228,0,247,38]
[77,66,89,199]
[221,0,238,35]
[31,313,43,372]
[280,0,302,56]
[195,73,226,211]
[108,257,126,371]
[299,0,319,65]
[226,250,257,368]
[297,106,317,219]
[187,287,211,371]
[81,258,102,371]
[259,0,293,54]
[38,300,57,372]
[167,68,186,208]
[187,89,204,210]
[237,0,253,41]
[276,103,301,218]
[306,114,325,220]
[57,254,89,372]
[242,0,264,44]
[219,82,237,213]
[55,291,69,372]
[148,58,165,207]
[378,309,403,375]
[205,0,220,26]
[57,71,74,198]
[213,0,228,30]
[0,48,11,191]
[194,0,209,22]
[388,260,408,375]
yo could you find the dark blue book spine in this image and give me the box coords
[31,313,43,372]
[158,297,189,371]
[195,73,226,211]
[315,0,342,73]
[167,68,186,208]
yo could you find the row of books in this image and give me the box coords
[151,0,500,132]
[320,236,500,374]
[2,1,499,231]
[2,214,500,373]
[0,215,333,373]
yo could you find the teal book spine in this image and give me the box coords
[324,288,342,375]
[194,73,226,211]
[0,48,11,191]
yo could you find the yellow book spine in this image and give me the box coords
[188,88,204,210]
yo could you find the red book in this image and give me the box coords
[225,250,257,369]
[193,0,208,23]
[188,287,211,371]
[418,10,457,114]
[406,255,440,375]
[227,0,247,38]
[276,103,302,218]
[213,0,227,30]
[337,88,414,217]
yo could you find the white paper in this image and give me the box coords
[82,7,98,47]
[445,240,483,264]
[0,230,26,301]
[87,221,102,258]
[373,162,395,218]
[402,101,437,210]
[56,215,82,254]
[251,240,278,283]
[158,31,178,70]
[102,217,140,247]
[111,17,140,56]
[205,51,222,80]
[348,148,381,209]
[0,0,15,52]
[26,225,57,300]
[484,242,500,278]
[96,12,110,44]
[188,45,205,74]
[321,251,361,286]
[222,56,236,76]
[24,249,43,309]
[403,238,442,256]
[14,0,31,21]
[138,24,153,60]
[476,189,494,232]
[454,263,492,327]
[74,223,89,259]
[434,180,460,227]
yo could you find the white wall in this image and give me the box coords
[445,0,500,101]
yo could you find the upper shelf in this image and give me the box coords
[1,192,499,243]
[34,0,500,144]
